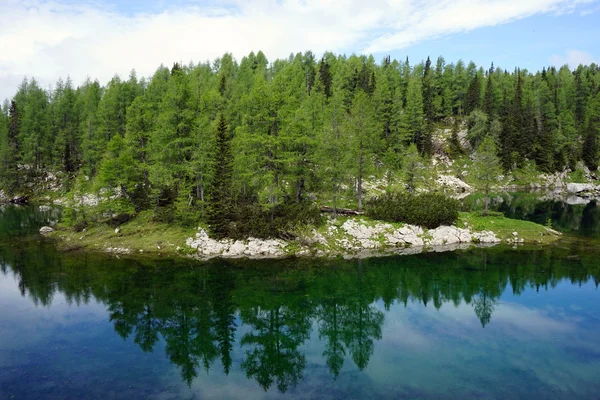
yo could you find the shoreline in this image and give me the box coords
[45,212,562,261]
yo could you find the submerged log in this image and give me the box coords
[320,206,364,215]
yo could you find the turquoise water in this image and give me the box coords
[0,205,599,399]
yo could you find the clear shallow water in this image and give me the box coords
[463,191,600,238]
[1,206,600,399]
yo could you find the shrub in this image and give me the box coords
[366,192,460,228]
[211,197,324,240]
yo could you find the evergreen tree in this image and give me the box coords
[402,74,427,152]
[582,93,600,171]
[483,73,495,119]
[346,90,379,211]
[318,57,333,98]
[465,73,481,115]
[422,56,435,124]
[19,79,50,170]
[208,113,233,238]
[471,135,502,214]
[0,101,21,194]
[534,81,556,172]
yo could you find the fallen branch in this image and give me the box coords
[320,206,364,215]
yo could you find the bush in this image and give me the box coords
[366,192,460,228]
[210,197,324,240]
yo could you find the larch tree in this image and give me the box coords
[471,135,502,214]
[346,90,380,211]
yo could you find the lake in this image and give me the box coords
[1,201,599,399]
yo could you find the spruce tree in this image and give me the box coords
[422,56,435,123]
[208,113,233,239]
[465,74,481,115]
[483,74,494,119]
[318,57,332,98]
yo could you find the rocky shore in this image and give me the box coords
[182,217,550,260]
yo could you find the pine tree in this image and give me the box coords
[208,113,233,239]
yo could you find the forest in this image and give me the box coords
[0,51,599,236]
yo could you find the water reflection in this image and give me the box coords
[1,239,599,393]
[463,192,600,237]
[1,205,600,398]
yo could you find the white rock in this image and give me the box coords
[115,227,120,234]
[472,230,501,243]
[436,175,472,192]
[566,183,597,193]
[428,226,471,246]
[512,232,518,237]
[224,240,246,257]
[39,226,54,235]
[244,238,286,257]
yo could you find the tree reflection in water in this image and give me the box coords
[1,206,600,392]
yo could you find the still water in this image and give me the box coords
[0,204,599,399]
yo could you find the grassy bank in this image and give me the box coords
[458,212,560,245]
[49,210,562,258]
[51,212,197,256]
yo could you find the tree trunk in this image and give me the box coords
[484,185,489,215]
[357,140,364,211]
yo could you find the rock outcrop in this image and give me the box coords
[186,229,287,259]
[185,219,502,260]
[436,175,473,193]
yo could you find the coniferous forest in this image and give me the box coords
[1,52,599,236]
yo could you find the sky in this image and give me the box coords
[1,0,599,102]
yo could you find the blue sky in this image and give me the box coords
[1,0,599,101]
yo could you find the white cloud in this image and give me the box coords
[550,49,598,68]
[0,0,596,101]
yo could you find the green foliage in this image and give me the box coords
[227,199,324,240]
[207,113,233,238]
[403,143,426,193]
[470,136,502,213]
[2,51,600,236]
[366,192,460,228]
[466,109,488,148]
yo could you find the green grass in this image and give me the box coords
[51,212,197,256]
[50,206,562,259]
[458,211,561,244]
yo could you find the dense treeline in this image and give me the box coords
[1,52,599,232]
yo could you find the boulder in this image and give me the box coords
[427,226,472,246]
[223,240,246,257]
[39,226,54,235]
[472,230,500,243]
[566,183,597,193]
